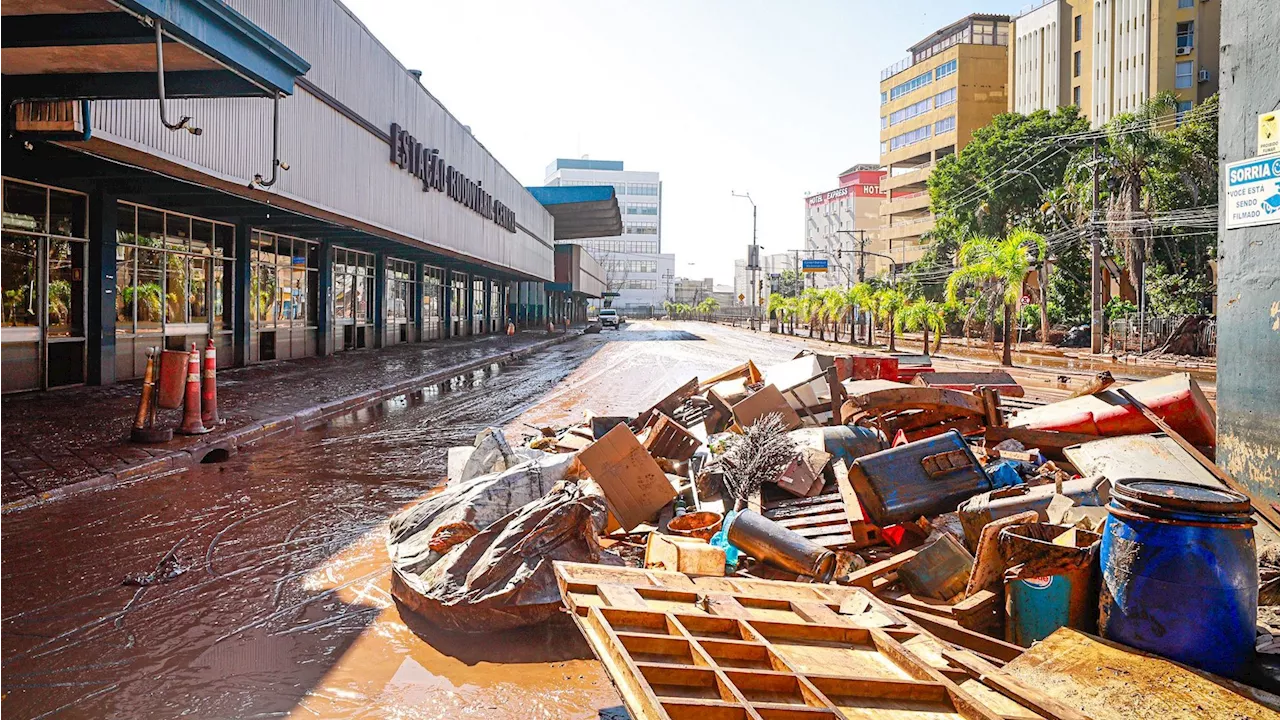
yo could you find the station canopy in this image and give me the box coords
[525,185,623,241]
[1,0,310,100]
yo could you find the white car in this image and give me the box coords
[598,309,620,328]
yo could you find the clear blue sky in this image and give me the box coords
[343,0,1028,286]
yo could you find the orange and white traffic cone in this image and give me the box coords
[178,343,211,435]
[506,321,515,336]
[201,338,219,426]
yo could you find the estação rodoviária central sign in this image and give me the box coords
[388,123,517,233]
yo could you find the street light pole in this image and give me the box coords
[732,191,759,330]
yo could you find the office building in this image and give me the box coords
[735,253,795,302]
[544,159,675,311]
[804,164,887,287]
[877,14,1012,268]
[1008,0,1220,124]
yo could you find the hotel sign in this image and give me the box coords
[388,123,517,233]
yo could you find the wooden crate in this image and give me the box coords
[555,562,1043,720]
[750,463,879,551]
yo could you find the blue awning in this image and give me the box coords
[526,185,623,241]
[1,0,310,100]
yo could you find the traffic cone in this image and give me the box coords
[506,321,515,336]
[130,347,172,443]
[201,338,219,426]
[178,343,211,435]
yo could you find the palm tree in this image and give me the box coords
[876,288,907,352]
[821,288,849,343]
[847,283,874,345]
[800,288,824,339]
[898,299,945,356]
[946,228,1047,366]
[697,296,720,320]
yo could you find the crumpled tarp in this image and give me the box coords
[387,453,611,632]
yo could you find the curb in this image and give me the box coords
[2,333,578,514]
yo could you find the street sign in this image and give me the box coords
[603,291,621,297]
[801,259,829,273]
[768,273,781,279]
[1225,155,1280,229]
[738,293,745,302]
[1260,113,1279,156]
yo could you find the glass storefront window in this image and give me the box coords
[116,201,234,337]
[47,238,84,338]
[1,233,39,328]
[386,258,415,323]
[3,183,47,234]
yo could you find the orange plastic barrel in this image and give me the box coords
[156,349,189,409]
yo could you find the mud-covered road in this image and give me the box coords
[0,321,1209,719]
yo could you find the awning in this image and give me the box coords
[525,185,623,241]
[1,0,310,100]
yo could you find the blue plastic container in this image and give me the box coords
[1099,479,1257,679]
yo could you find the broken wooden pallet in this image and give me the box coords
[554,562,1048,720]
[748,460,880,552]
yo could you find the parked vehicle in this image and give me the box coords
[599,308,620,328]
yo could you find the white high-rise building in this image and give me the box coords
[544,159,674,311]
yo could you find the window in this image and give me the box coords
[934,87,957,108]
[251,231,318,330]
[421,265,444,339]
[628,183,659,196]
[934,60,957,80]
[881,115,888,129]
[1175,100,1194,124]
[880,91,888,106]
[888,70,932,101]
[1177,0,1194,7]
[888,97,933,126]
[624,203,658,216]
[385,257,416,323]
[934,116,956,135]
[1073,51,1082,77]
[1176,21,1194,50]
[332,246,374,324]
[1175,60,1194,88]
[115,202,235,336]
[889,124,931,151]
[623,222,658,235]
[1073,85,1082,106]
[880,141,889,154]
[1074,15,1082,41]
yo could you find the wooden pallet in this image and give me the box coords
[750,462,879,551]
[555,562,1048,720]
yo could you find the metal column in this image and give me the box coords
[232,220,253,366]
[86,186,118,385]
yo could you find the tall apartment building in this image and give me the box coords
[877,14,1011,269]
[544,158,675,310]
[735,253,794,303]
[804,164,887,287]
[1009,0,1219,124]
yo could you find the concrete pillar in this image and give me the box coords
[373,251,386,348]
[441,267,454,338]
[86,186,117,385]
[413,260,425,342]
[316,240,334,356]
[1216,2,1280,504]
[232,220,252,366]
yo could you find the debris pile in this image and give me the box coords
[386,350,1280,716]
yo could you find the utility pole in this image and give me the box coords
[1090,138,1104,354]
[732,191,759,330]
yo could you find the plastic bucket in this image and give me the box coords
[666,511,723,541]
[1099,479,1257,679]
[156,349,190,410]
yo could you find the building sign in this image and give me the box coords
[805,182,885,207]
[801,259,829,273]
[1225,156,1280,229]
[388,123,517,233]
[1260,113,1279,156]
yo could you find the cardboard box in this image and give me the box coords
[644,533,725,576]
[731,384,803,430]
[577,424,678,531]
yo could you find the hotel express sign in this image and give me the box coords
[388,123,517,233]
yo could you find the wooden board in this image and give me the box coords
[644,413,702,462]
[1003,628,1280,720]
[554,562,1028,720]
[750,469,880,551]
[578,424,678,531]
[731,384,803,430]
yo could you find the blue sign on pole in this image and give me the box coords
[801,259,829,273]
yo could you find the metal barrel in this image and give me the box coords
[1099,479,1257,679]
[726,510,835,582]
[999,523,1101,647]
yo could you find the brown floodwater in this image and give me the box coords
[1,323,805,720]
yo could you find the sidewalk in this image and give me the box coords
[1,331,576,510]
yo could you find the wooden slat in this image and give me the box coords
[599,583,653,611]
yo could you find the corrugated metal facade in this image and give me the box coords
[89,0,554,280]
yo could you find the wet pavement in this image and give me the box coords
[1,331,567,506]
[0,320,1210,719]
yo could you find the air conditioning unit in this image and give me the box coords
[1199,68,1212,82]
[1175,46,1192,56]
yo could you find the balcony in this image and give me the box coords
[881,190,931,215]
[882,163,934,192]
[879,215,936,242]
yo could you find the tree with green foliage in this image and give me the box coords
[875,288,907,352]
[946,229,1046,366]
[847,283,875,345]
[898,298,945,356]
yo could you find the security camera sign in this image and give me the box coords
[1225,156,1280,229]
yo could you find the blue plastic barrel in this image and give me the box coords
[1099,479,1257,679]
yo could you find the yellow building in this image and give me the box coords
[878,14,1011,269]
[1009,0,1220,124]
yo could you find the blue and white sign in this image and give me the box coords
[1225,155,1280,229]
[801,259,829,273]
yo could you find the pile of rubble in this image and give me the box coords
[386,350,1280,717]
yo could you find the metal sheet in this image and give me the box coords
[1063,433,1223,489]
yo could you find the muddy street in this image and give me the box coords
[0,322,804,720]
